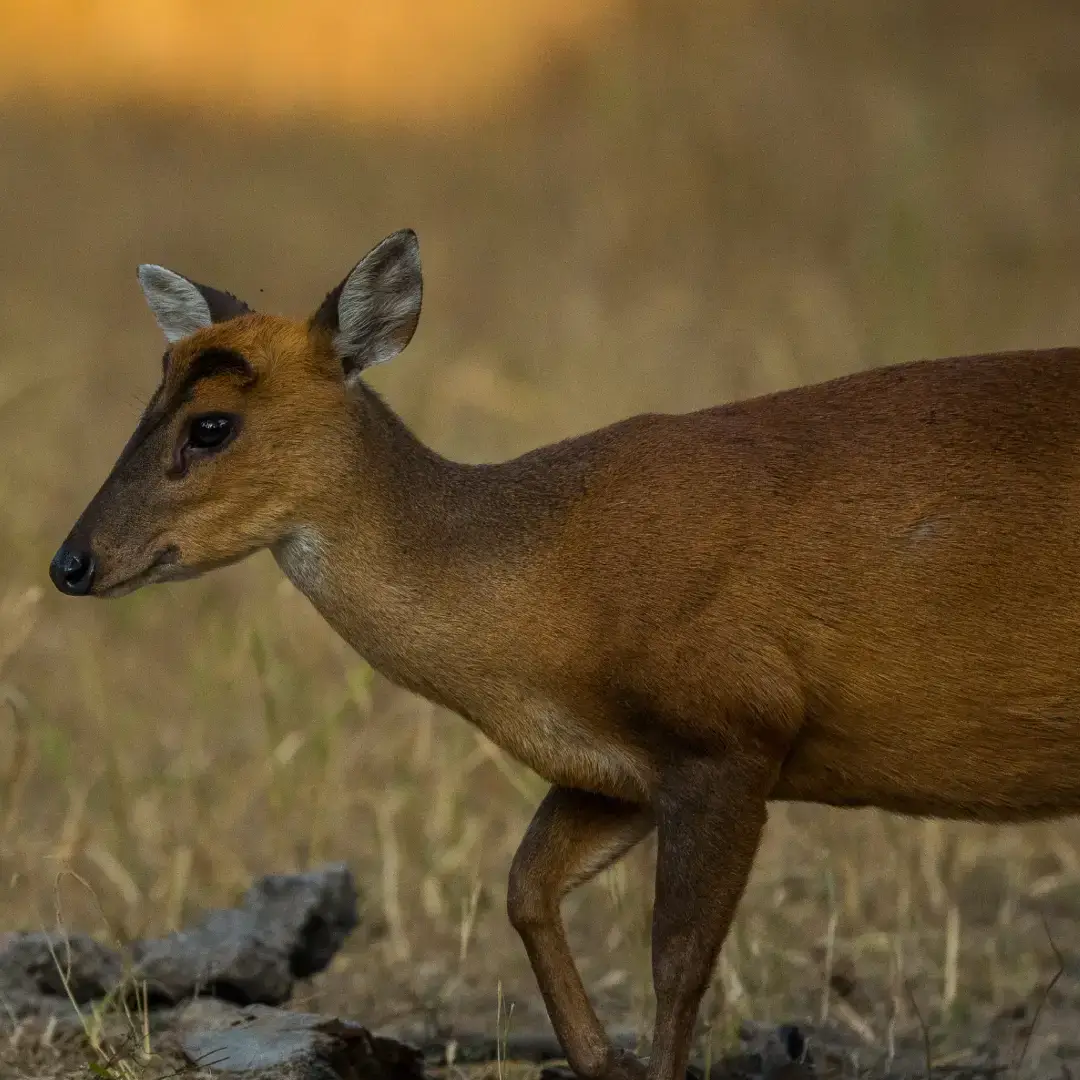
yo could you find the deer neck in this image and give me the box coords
[271,385,547,706]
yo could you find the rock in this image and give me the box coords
[0,932,123,1023]
[0,865,360,1022]
[422,1031,568,1066]
[0,866,362,1053]
[132,864,360,1005]
[176,999,425,1080]
[133,908,296,1006]
[242,864,360,980]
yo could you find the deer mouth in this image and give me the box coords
[97,545,258,597]
[95,545,183,598]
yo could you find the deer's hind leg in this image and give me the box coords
[508,785,654,1080]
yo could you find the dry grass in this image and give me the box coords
[3,0,1080,1075]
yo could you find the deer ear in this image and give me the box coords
[309,229,422,381]
[137,264,252,344]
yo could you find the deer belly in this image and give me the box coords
[482,701,651,802]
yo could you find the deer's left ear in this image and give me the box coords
[309,228,422,382]
[137,264,252,344]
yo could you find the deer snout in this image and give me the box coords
[49,542,97,596]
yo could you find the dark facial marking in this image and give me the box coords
[113,348,256,476]
[181,348,255,393]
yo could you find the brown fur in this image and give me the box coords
[53,232,1080,1080]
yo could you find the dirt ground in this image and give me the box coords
[3,1,1080,1076]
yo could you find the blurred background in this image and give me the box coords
[3,0,1080,1070]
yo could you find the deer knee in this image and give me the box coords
[506,861,557,933]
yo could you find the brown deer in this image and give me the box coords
[50,228,1080,1080]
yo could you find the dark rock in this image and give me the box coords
[177,999,425,1080]
[134,909,295,1006]
[423,1032,567,1065]
[693,1022,816,1080]
[243,864,360,980]
[132,864,359,1005]
[0,865,359,1024]
[0,932,123,1023]
[775,1025,806,1064]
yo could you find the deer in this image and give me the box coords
[49,227,1080,1080]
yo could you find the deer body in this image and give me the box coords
[50,230,1080,1080]
[283,348,1080,821]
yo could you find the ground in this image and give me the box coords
[2,1,1080,1076]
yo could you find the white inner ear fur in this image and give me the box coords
[335,255,421,371]
[137,264,213,343]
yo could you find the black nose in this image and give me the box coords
[49,545,96,596]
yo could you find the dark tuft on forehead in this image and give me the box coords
[165,346,257,394]
[187,347,255,386]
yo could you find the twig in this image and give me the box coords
[1012,915,1066,1077]
[904,979,933,1080]
[819,870,838,1025]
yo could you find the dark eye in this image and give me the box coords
[187,414,235,451]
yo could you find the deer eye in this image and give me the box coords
[187,414,236,451]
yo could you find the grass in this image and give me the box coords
[3,0,1080,1075]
